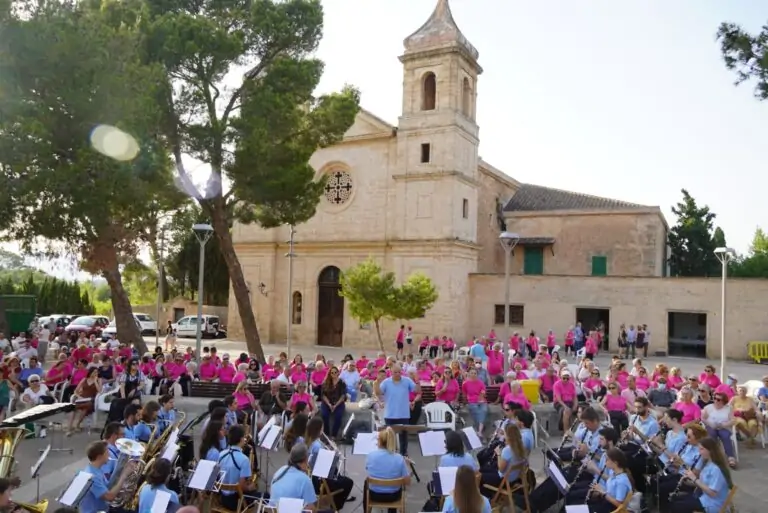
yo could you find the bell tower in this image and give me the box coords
[396,0,482,241]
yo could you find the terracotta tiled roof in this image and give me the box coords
[503,184,649,213]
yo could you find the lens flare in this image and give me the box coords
[90,125,140,162]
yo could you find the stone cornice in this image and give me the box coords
[392,170,479,187]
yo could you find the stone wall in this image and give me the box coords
[502,210,668,277]
[475,162,519,274]
[468,274,768,360]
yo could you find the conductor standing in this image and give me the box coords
[373,363,419,456]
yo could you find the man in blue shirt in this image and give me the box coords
[122,404,141,441]
[374,364,418,456]
[270,444,318,508]
[758,376,768,413]
[469,339,487,363]
[628,397,660,441]
[218,425,257,510]
[79,441,131,513]
[101,422,124,481]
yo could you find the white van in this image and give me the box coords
[172,315,220,338]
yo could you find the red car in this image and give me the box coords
[64,316,110,337]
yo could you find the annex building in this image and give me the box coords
[227,0,768,360]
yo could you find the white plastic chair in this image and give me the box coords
[423,401,456,431]
[457,347,470,358]
[94,387,120,425]
[52,380,69,403]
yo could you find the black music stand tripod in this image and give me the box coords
[31,444,51,502]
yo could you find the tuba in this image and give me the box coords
[108,438,146,509]
[0,427,48,513]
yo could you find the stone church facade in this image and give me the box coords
[228,0,768,360]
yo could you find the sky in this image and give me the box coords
[313,0,767,253]
[4,0,767,278]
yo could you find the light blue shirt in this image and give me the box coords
[442,495,491,513]
[469,343,487,362]
[659,430,687,466]
[269,466,317,507]
[80,464,109,513]
[157,409,176,431]
[439,453,478,471]
[309,439,322,459]
[583,428,601,454]
[205,447,221,461]
[123,423,139,441]
[135,422,153,443]
[340,370,361,400]
[606,472,632,502]
[573,423,587,443]
[380,377,416,419]
[699,461,729,513]
[592,452,613,487]
[366,448,409,493]
[218,447,251,496]
[138,483,179,513]
[498,445,524,480]
[679,444,705,474]
[521,428,534,454]
[631,415,660,440]
[225,410,238,430]
[103,443,119,480]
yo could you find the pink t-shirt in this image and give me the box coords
[292,363,307,374]
[291,392,313,409]
[436,378,459,402]
[715,384,734,400]
[668,375,684,389]
[356,359,369,371]
[71,368,87,386]
[199,362,218,380]
[290,371,306,385]
[565,331,574,346]
[443,339,455,350]
[512,357,528,370]
[553,380,577,403]
[167,363,185,380]
[674,401,702,424]
[585,337,598,354]
[461,379,486,403]
[635,376,651,391]
[509,335,520,352]
[218,365,236,384]
[232,372,247,384]
[503,392,531,410]
[540,374,555,393]
[616,372,629,388]
[584,378,603,393]
[311,369,327,387]
[374,358,386,368]
[604,393,626,411]
[700,373,721,389]
[234,391,253,410]
[526,337,538,351]
[547,334,556,348]
[499,382,512,399]
[487,351,503,375]
[417,370,432,382]
[262,368,278,381]
[140,363,155,377]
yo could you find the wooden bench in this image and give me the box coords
[189,381,287,399]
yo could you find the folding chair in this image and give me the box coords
[317,479,345,512]
[364,477,407,513]
[210,483,246,513]
[482,460,532,513]
[611,492,633,513]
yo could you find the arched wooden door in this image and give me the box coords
[317,266,344,347]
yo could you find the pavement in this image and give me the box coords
[8,336,767,512]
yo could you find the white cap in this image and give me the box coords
[561,371,571,377]
[222,353,230,359]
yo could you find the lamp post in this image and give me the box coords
[286,225,296,360]
[154,228,166,349]
[193,223,214,366]
[714,246,735,379]
[499,231,520,373]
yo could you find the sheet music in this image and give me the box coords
[151,490,172,513]
[165,428,179,449]
[548,461,569,492]
[311,449,335,478]
[32,444,50,477]
[278,497,304,513]
[189,460,217,490]
[161,443,178,463]
[462,427,482,450]
[565,506,590,513]
[353,432,379,455]
[260,425,282,449]
[418,430,446,457]
[342,413,355,438]
[258,416,277,444]
[60,471,92,506]
[437,466,458,495]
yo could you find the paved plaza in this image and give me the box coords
[9,337,768,512]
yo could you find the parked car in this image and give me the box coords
[45,314,73,335]
[101,318,143,341]
[172,315,220,338]
[132,313,158,335]
[64,315,110,337]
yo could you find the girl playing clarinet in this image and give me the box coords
[666,437,733,513]
[584,448,633,513]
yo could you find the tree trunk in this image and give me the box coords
[374,319,385,354]
[103,262,148,355]
[205,197,265,361]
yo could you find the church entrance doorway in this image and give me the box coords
[317,266,344,347]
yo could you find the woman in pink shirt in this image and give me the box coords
[373,353,387,369]
[673,387,702,424]
[232,363,248,384]
[498,372,516,401]
[601,382,632,432]
[486,343,504,380]
[461,368,488,434]
[583,368,606,401]
[355,355,369,372]
[668,367,684,390]
[512,363,527,381]
[584,334,598,360]
[564,327,575,356]
[415,362,432,383]
[553,371,578,429]
[44,360,68,388]
[435,368,459,404]
[290,381,314,413]
[418,337,429,356]
[509,333,521,354]
[503,381,531,410]
[546,330,556,354]
[198,355,219,382]
[233,380,256,413]
[525,331,539,359]
[442,337,454,359]
[634,368,651,391]
[539,367,556,402]
[511,354,528,371]
[291,354,307,374]
[699,365,721,389]
[310,361,328,396]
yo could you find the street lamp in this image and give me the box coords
[286,225,296,360]
[499,231,520,373]
[193,223,214,366]
[154,228,166,349]
[714,246,736,379]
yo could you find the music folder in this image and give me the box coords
[461,427,483,451]
[151,489,172,513]
[260,425,282,450]
[431,466,457,496]
[187,460,220,491]
[309,448,338,479]
[342,413,355,439]
[547,460,569,494]
[58,471,94,507]
[353,432,378,455]
[418,430,446,457]
[258,416,278,446]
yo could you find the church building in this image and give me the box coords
[228,0,768,360]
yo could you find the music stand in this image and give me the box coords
[382,424,428,454]
[31,444,50,502]
[179,411,208,436]
[187,459,221,492]
[418,430,446,468]
[57,470,94,509]
[340,413,355,475]
[309,448,339,480]
[352,433,378,456]
[430,466,458,496]
[258,424,282,491]
[460,427,483,453]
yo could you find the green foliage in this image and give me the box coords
[667,189,724,277]
[0,249,29,271]
[339,258,438,352]
[717,22,768,101]
[0,275,95,315]
[139,0,361,355]
[729,227,768,278]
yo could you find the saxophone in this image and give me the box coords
[0,427,48,513]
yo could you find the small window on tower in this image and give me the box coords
[462,198,469,218]
[420,143,431,163]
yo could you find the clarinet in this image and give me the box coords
[668,454,700,500]
[621,414,637,444]
[664,441,688,474]
[586,464,607,501]
[568,432,596,485]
